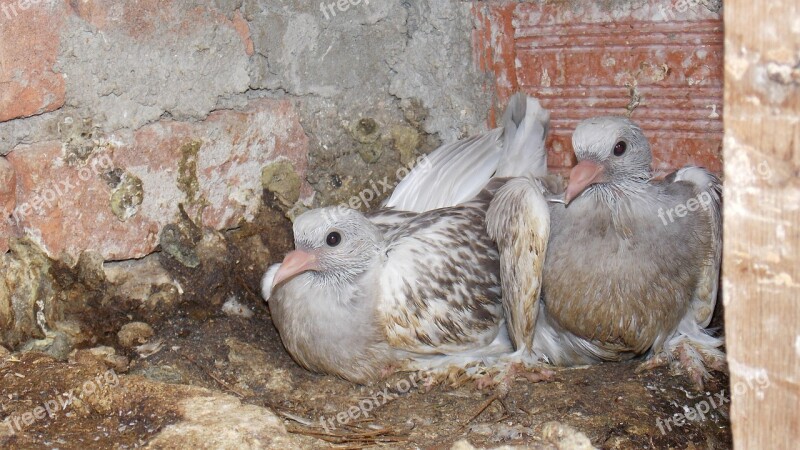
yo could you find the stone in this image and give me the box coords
[7,99,310,261]
[110,172,145,221]
[541,421,597,450]
[225,338,294,395]
[145,393,319,449]
[0,239,56,350]
[20,330,74,361]
[70,346,130,373]
[103,255,181,306]
[391,126,422,166]
[0,0,66,122]
[118,322,155,348]
[0,353,319,448]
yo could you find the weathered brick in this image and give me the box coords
[59,0,252,131]
[7,99,309,260]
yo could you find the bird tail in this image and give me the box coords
[385,94,550,212]
[497,93,550,178]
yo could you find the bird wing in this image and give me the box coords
[384,130,504,212]
[375,194,506,355]
[485,176,551,354]
[385,94,550,212]
[666,167,722,328]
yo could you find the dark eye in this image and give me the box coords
[326,231,341,247]
[613,141,627,156]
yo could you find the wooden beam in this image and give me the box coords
[723,1,800,448]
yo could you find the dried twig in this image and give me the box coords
[179,352,248,398]
[285,423,407,446]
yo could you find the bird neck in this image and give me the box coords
[584,178,652,239]
[588,177,646,206]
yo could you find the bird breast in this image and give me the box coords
[542,195,706,356]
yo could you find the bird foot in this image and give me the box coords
[637,339,727,390]
[475,362,554,390]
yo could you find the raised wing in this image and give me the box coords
[385,94,550,212]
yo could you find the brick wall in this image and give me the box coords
[473,0,724,174]
[0,0,724,258]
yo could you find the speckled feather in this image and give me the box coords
[374,191,504,355]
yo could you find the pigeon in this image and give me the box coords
[261,94,552,383]
[535,117,724,388]
[262,178,549,383]
[386,113,725,389]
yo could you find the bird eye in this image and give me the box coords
[326,231,341,247]
[613,141,627,156]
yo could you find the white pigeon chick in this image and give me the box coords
[262,179,550,383]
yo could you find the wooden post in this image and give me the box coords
[724,1,800,448]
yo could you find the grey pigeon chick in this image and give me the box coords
[535,116,724,388]
[386,114,724,389]
[262,178,550,383]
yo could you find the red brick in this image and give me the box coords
[472,3,518,126]
[474,1,723,173]
[69,0,253,56]
[0,0,67,122]
[7,99,309,260]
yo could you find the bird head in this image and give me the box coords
[564,117,652,204]
[271,206,384,289]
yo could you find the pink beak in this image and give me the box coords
[564,160,606,205]
[271,250,319,289]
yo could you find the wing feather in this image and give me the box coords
[385,94,550,212]
[486,177,550,353]
[376,198,506,355]
[669,167,722,328]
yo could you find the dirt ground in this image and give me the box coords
[0,199,732,449]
